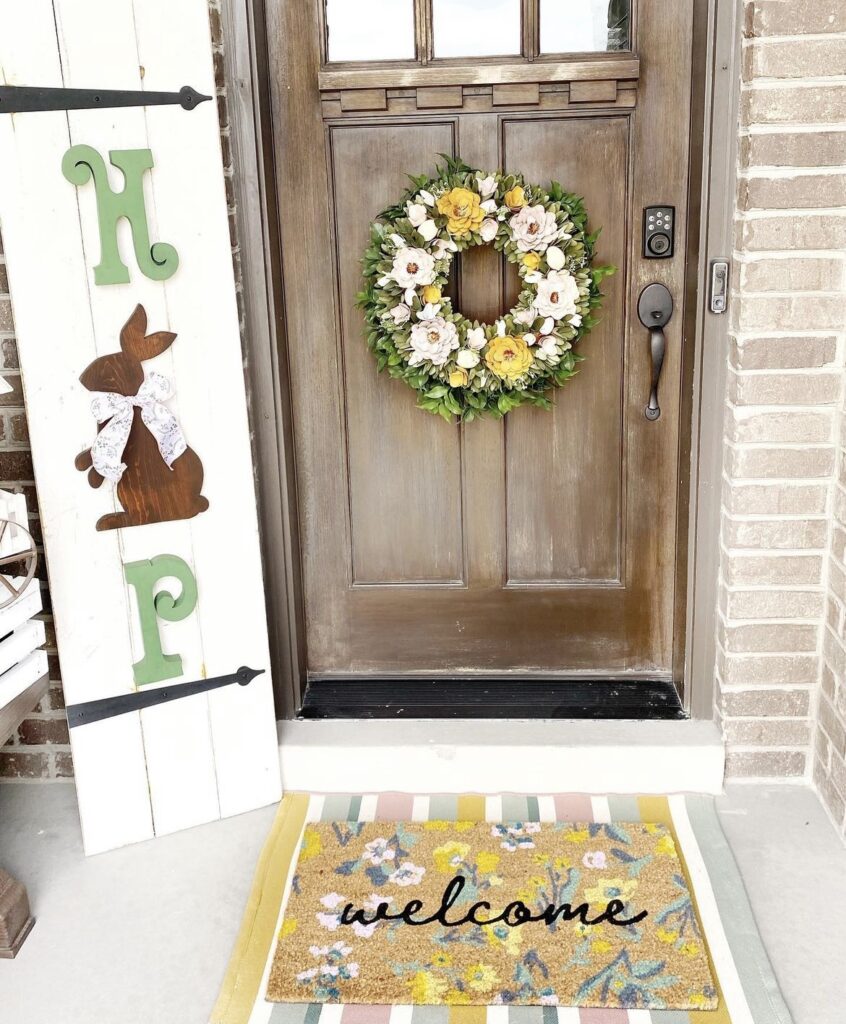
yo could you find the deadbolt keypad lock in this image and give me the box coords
[643,206,675,259]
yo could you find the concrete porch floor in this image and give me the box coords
[0,783,843,1024]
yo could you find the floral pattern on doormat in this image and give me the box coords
[266,820,718,1010]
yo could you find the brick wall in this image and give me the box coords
[717,0,846,820]
[0,0,239,782]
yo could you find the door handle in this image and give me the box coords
[637,283,673,421]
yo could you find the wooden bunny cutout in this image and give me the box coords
[75,304,209,532]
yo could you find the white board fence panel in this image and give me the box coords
[0,0,281,853]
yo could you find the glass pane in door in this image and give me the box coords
[540,0,631,52]
[326,0,415,62]
[433,0,522,58]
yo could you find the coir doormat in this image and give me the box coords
[213,793,795,1024]
[267,820,716,1009]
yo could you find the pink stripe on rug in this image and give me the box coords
[553,793,594,822]
[375,792,415,819]
[579,1009,630,1022]
[341,1006,392,1024]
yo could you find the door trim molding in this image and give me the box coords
[681,0,742,719]
[221,0,740,721]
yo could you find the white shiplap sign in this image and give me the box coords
[0,0,281,853]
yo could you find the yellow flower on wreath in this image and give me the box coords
[522,251,541,271]
[423,284,442,303]
[485,335,533,381]
[433,840,470,873]
[437,187,485,236]
[505,185,526,210]
[410,970,449,1003]
[449,368,468,388]
[465,963,500,992]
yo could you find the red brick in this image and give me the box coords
[0,372,22,407]
[2,338,19,369]
[9,413,28,444]
[0,450,33,481]
[17,717,70,745]
[0,750,49,779]
[54,752,74,778]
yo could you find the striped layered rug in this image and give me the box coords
[212,793,793,1024]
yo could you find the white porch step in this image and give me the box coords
[277,718,725,795]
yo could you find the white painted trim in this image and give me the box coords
[277,719,726,795]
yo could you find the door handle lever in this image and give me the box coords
[637,283,673,421]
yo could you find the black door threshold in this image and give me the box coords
[298,678,686,720]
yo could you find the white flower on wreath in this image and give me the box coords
[466,326,486,350]
[418,219,438,242]
[408,318,459,367]
[456,348,480,369]
[546,245,566,270]
[534,270,581,319]
[513,308,535,327]
[534,336,560,363]
[390,247,436,288]
[432,238,458,260]
[418,189,436,207]
[388,303,410,326]
[480,199,498,214]
[476,173,497,197]
[479,218,498,242]
[417,303,442,321]
[509,205,560,252]
[406,202,427,227]
[388,861,426,886]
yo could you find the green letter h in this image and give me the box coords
[62,145,179,286]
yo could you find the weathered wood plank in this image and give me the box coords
[319,57,640,91]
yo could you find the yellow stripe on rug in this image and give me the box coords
[211,792,309,1024]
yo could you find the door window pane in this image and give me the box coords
[540,0,631,53]
[433,0,521,58]
[326,0,415,62]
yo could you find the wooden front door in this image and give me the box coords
[266,1,695,693]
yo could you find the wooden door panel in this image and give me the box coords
[267,0,695,685]
[330,122,465,585]
[501,116,628,584]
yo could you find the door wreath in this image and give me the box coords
[358,157,614,421]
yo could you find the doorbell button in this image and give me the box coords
[643,205,675,259]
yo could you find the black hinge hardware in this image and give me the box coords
[66,666,263,728]
[0,85,211,115]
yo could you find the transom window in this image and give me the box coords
[323,0,632,64]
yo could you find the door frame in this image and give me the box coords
[220,0,741,721]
